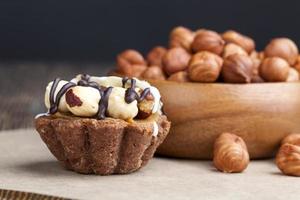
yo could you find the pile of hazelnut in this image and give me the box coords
[115,26,300,83]
[213,132,300,176]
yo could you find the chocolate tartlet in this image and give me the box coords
[35,75,170,175]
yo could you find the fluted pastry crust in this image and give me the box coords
[35,115,170,175]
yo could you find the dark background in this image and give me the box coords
[1,0,300,62]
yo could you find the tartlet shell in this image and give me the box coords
[35,115,170,175]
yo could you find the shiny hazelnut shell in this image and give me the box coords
[118,64,147,78]
[117,49,146,68]
[162,47,191,75]
[264,38,298,65]
[169,26,195,51]
[188,51,223,83]
[191,30,225,55]
[276,143,300,176]
[282,133,300,146]
[286,68,299,82]
[221,54,255,83]
[259,57,290,82]
[136,99,154,119]
[222,30,255,53]
[213,133,249,173]
[142,66,166,80]
[249,51,262,75]
[146,46,167,67]
[251,75,265,83]
[168,71,190,82]
[293,55,300,73]
[222,43,248,58]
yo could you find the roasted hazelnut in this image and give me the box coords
[142,66,166,80]
[146,46,167,67]
[117,64,147,78]
[221,54,255,83]
[251,75,265,83]
[222,43,248,58]
[286,67,300,82]
[258,51,265,60]
[162,47,191,75]
[191,30,225,55]
[117,49,147,77]
[276,133,300,176]
[264,38,298,65]
[117,49,146,67]
[282,133,300,146]
[249,51,264,78]
[136,93,155,119]
[168,71,189,82]
[293,55,300,73]
[188,51,223,82]
[169,26,195,51]
[213,133,249,173]
[276,143,300,176]
[259,57,290,82]
[222,30,255,53]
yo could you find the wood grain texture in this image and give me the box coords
[150,80,300,159]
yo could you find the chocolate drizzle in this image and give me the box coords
[122,77,152,103]
[49,78,76,114]
[96,87,113,119]
[77,74,99,89]
[122,77,130,88]
[124,79,139,103]
[139,88,151,102]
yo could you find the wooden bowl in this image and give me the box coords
[149,80,300,159]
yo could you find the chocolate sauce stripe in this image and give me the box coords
[122,77,152,103]
[97,86,113,119]
[49,78,61,106]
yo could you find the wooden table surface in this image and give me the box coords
[0,62,111,130]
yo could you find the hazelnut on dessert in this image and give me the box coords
[259,57,290,82]
[168,71,190,82]
[221,54,255,83]
[222,43,248,58]
[65,86,101,117]
[222,30,255,53]
[44,80,70,113]
[162,47,191,75]
[107,87,139,120]
[188,51,223,82]
[213,133,249,173]
[146,46,167,67]
[192,30,225,55]
[136,92,155,119]
[169,26,195,51]
[264,38,298,65]
[117,49,147,77]
[142,66,166,80]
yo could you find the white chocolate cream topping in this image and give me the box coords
[42,75,163,123]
